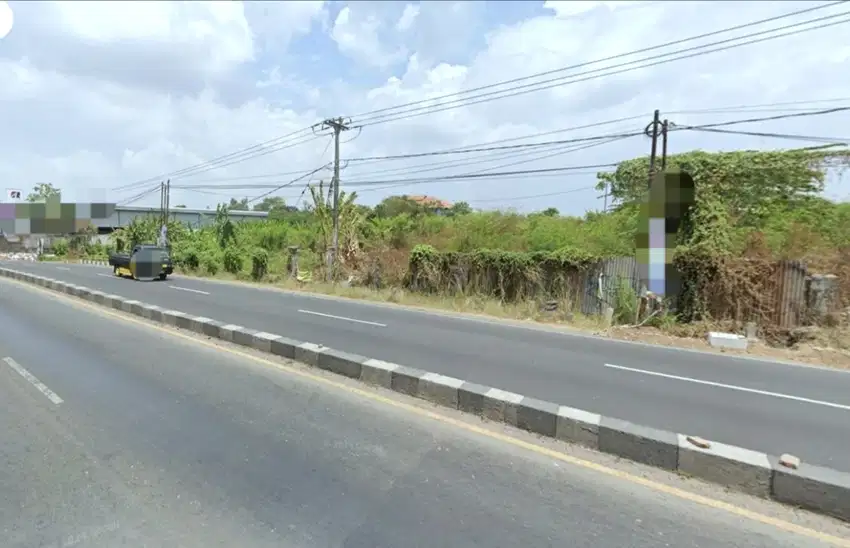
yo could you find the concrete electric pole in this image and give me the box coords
[646,109,661,190]
[320,117,350,278]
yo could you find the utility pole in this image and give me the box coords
[159,181,166,225]
[646,109,661,190]
[320,117,350,279]
[660,119,669,171]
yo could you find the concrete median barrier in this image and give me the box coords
[1,264,849,523]
[677,434,773,498]
[598,418,679,471]
[516,397,560,438]
[317,348,366,379]
[360,358,398,388]
[230,326,258,348]
[417,372,464,409]
[556,406,601,449]
[390,365,426,397]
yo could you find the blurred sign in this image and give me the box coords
[6,189,22,201]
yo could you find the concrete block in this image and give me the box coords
[106,295,125,310]
[556,406,601,449]
[516,397,559,437]
[771,459,850,522]
[218,324,243,343]
[317,348,366,379]
[141,304,163,322]
[295,342,325,366]
[417,372,464,409]
[391,366,426,397]
[191,317,222,338]
[89,291,106,304]
[457,382,491,416]
[360,358,399,388]
[121,299,140,314]
[482,388,524,426]
[269,336,299,359]
[707,331,748,351]
[598,418,679,471]
[250,331,281,353]
[230,327,258,348]
[189,316,213,334]
[161,310,186,327]
[677,434,772,497]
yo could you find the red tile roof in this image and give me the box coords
[407,195,453,209]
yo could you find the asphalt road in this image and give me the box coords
[5,260,850,474]
[3,276,848,547]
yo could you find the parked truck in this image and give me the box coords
[108,244,173,280]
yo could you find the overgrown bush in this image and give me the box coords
[67,146,849,330]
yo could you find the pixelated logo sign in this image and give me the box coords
[6,189,22,201]
[0,1,13,40]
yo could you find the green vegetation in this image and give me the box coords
[53,148,850,331]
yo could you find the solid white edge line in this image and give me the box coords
[3,356,63,405]
[604,362,850,411]
[297,309,387,327]
[168,286,210,295]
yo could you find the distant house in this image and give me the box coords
[407,195,453,215]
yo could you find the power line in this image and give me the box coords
[112,4,849,196]
[112,126,317,191]
[244,164,329,206]
[246,137,334,205]
[172,163,619,191]
[117,184,161,206]
[350,9,850,127]
[667,97,850,115]
[347,2,846,124]
[680,126,850,144]
[673,106,850,131]
[340,129,638,183]
[124,99,850,189]
[344,130,645,162]
[345,115,650,164]
[162,165,333,184]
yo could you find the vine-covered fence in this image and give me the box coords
[404,245,842,329]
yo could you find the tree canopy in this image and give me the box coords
[27,183,61,203]
[596,146,850,228]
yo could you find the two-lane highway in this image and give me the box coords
[5,274,847,546]
[6,259,850,473]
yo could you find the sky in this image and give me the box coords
[0,0,849,215]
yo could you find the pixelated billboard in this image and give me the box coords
[0,195,115,235]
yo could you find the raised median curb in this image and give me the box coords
[2,265,848,523]
[79,259,109,266]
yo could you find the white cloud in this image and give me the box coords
[331,5,408,69]
[0,0,13,39]
[0,0,848,212]
[396,4,420,32]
